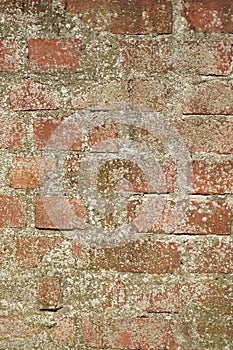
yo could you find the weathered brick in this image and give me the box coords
[15,236,63,268]
[73,238,181,274]
[38,277,61,310]
[105,280,127,308]
[181,0,233,33]
[28,39,82,72]
[130,197,232,235]
[33,117,84,150]
[0,40,21,71]
[182,81,233,115]
[71,81,129,110]
[0,196,26,227]
[121,39,232,76]
[90,121,118,152]
[51,317,75,345]
[175,117,233,154]
[185,238,233,273]
[0,317,42,340]
[176,41,232,75]
[9,78,60,110]
[64,0,173,34]
[35,196,87,229]
[0,117,25,149]
[192,159,233,194]
[132,79,171,111]
[91,317,177,349]
[121,39,173,76]
[138,281,232,314]
[9,157,41,189]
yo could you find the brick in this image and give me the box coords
[192,159,233,194]
[132,80,171,112]
[130,197,232,234]
[38,277,61,310]
[105,280,126,308]
[104,317,177,349]
[185,238,233,273]
[176,41,232,75]
[181,0,233,33]
[138,281,231,314]
[9,78,60,110]
[0,317,42,340]
[171,199,232,235]
[182,81,233,115]
[15,236,63,268]
[35,196,87,229]
[0,196,26,227]
[0,40,21,71]
[51,318,75,345]
[28,39,82,72]
[121,39,173,76]
[64,0,173,34]
[71,80,129,110]
[175,117,233,154]
[73,238,181,274]
[90,121,118,152]
[9,157,42,189]
[33,117,84,150]
[0,117,25,149]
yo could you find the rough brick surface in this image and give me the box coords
[28,39,82,72]
[8,79,60,111]
[0,196,26,227]
[181,0,233,33]
[64,0,173,34]
[0,40,21,71]
[183,81,233,115]
[0,0,233,349]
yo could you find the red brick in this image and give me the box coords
[64,0,173,34]
[35,196,87,229]
[51,318,75,345]
[175,117,233,154]
[0,117,25,149]
[0,317,42,340]
[182,81,233,115]
[121,39,232,76]
[181,0,233,33]
[28,39,82,72]
[15,236,63,268]
[33,117,84,150]
[9,157,41,189]
[9,78,60,110]
[192,159,233,194]
[105,318,177,349]
[0,196,26,227]
[121,39,173,76]
[138,281,231,313]
[176,41,232,75]
[186,238,233,273]
[132,80,171,112]
[73,239,181,274]
[90,121,118,152]
[71,81,129,110]
[105,280,126,308]
[38,277,61,310]
[0,40,21,71]
[130,197,232,234]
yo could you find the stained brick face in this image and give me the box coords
[0,0,232,349]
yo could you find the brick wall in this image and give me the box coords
[0,1,232,349]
